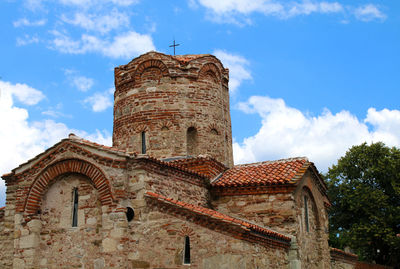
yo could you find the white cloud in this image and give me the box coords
[61,9,130,34]
[287,1,343,17]
[59,0,139,7]
[354,4,386,22]
[16,35,40,46]
[64,69,94,92]
[213,50,251,93]
[83,88,114,112]
[233,95,400,172]
[51,31,156,59]
[0,81,45,105]
[73,76,94,92]
[194,0,386,23]
[13,18,47,27]
[0,80,112,206]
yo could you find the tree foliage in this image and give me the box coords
[326,142,400,267]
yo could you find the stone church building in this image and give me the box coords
[0,52,358,268]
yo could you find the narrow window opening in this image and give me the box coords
[72,188,78,227]
[126,207,134,222]
[186,127,197,156]
[141,131,146,154]
[183,236,191,264]
[304,195,309,232]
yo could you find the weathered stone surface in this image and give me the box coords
[19,233,39,249]
[131,260,150,268]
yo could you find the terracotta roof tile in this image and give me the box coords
[212,157,309,188]
[172,54,209,64]
[330,248,358,258]
[145,191,291,245]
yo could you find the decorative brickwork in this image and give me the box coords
[113,51,233,167]
[23,159,113,215]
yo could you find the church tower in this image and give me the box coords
[112,51,234,167]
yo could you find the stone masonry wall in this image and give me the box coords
[212,171,331,268]
[293,171,331,268]
[38,174,103,268]
[0,180,17,268]
[113,52,233,167]
[132,159,210,207]
[124,205,289,268]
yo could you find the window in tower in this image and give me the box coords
[141,131,146,154]
[72,188,78,227]
[183,235,191,264]
[186,127,197,156]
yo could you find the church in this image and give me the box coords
[0,52,358,268]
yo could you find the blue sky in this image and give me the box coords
[1,0,399,206]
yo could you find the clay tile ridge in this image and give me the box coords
[145,191,291,243]
[136,155,209,180]
[0,207,5,210]
[68,133,131,155]
[330,248,358,258]
[172,54,211,64]
[212,157,309,187]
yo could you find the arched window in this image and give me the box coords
[304,195,309,232]
[141,131,146,154]
[126,207,134,222]
[72,188,78,227]
[186,127,197,156]
[183,236,191,264]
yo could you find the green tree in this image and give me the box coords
[326,142,400,267]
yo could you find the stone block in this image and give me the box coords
[102,238,117,252]
[19,233,39,249]
[131,260,150,268]
[94,258,105,269]
[27,219,42,233]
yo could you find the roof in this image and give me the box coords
[172,54,209,64]
[212,157,309,188]
[164,155,227,178]
[145,191,291,249]
[2,134,209,185]
[330,248,358,263]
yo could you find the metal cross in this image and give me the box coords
[169,40,180,55]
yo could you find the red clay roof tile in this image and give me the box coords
[145,191,291,244]
[212,157,309,188]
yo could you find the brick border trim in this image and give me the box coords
[134,59,169,82]
[198,63,221,83]
[23,159,113,215]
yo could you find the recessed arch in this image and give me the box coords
[198,63,221,83]
[134,59,169,84]
[301,186,321,228]
[24,159,113,215]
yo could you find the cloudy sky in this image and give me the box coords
[1,0,399,206]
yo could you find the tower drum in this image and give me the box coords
[112,51,233,167]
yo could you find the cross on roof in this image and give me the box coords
[169,40,180,55]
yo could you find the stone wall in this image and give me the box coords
[132,158,210,207]
[113,52,233,167]
[124,204,289,268]
[0,179,17,268]
[212,170,331,268]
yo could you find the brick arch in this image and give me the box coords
[24,159,113,215]
[198,63,221,83]
[134,59,169,82]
